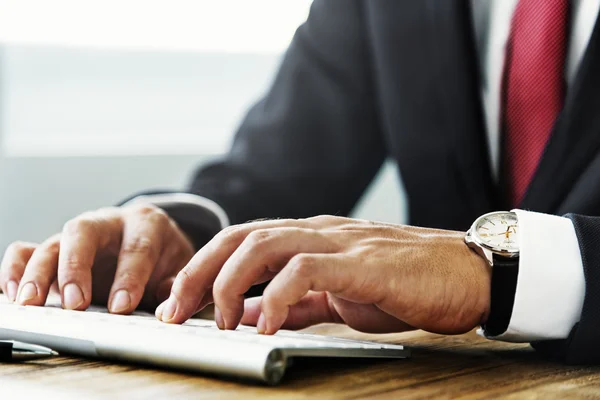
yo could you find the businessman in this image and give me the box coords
[2,0,600,364]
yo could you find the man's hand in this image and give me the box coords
[156,216,491,335]
[0,204,194,313]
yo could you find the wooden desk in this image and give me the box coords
[1,324,599,399]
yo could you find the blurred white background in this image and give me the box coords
[0,0,405,251]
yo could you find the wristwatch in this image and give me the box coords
[465,211,520,336]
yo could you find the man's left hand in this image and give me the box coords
[155,216,491,335]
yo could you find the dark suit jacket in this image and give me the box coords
[149,1,600,364]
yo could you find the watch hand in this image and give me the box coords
[482,232,515,237]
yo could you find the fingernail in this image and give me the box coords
[18,282,37,304]
[155,302,165,320]
[257,313,267,334]
[6,280,18,302]
[161,296,177,322]
[110,290,131,314]
[215,306,224,330]
[63,283,84,310]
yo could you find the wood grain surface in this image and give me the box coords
[1,322,599,399]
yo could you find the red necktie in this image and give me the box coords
[503,0,569,207]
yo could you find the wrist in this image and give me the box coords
[463,211,521,331]
[465,241,492,326]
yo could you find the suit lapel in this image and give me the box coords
[521,10,600,213]
[428,0,498,214]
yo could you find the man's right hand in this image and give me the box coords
[0,204,195,314]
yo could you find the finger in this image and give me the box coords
[213,228,337,330]
[240,296,262,325]
[240,292,342,329]
[156,291,214,321]
[145,224,194,306]
[259,254,348,334]
[143,241,192,311]
[243,293,412,333]
[325,297,413,333]
[158,218,310,324]
[58,209,122,310]
[0,241,37,302]
[108,208,171,314]
[15,235,61,306]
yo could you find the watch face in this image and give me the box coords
[472,211,519,254]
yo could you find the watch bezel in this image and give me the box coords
[465,211,520,258]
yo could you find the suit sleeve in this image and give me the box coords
[184,0,385,225]
[530,213,600,364]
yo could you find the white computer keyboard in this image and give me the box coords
[0,298,409,384]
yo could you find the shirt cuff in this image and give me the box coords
[482,209,585,342]
[123,193,230,229]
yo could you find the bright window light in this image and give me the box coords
[0,0,312,53]
[0,0,313,157]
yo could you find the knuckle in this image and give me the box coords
[7,241,34,255]
[274,218,296,224]
[1,242,35,277]
[306,215,340,225]
[61,254,87,273]
[217,225,245,246]
[63,217,94,236]
[176,266,196,288]
[288,254,316,278]
[245,229,276,249]
[131,204,160,216]
[121,236,155,257]
[147,209,170,227]
[40,238,61,256]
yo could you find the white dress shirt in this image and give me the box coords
[129,0,600,342]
